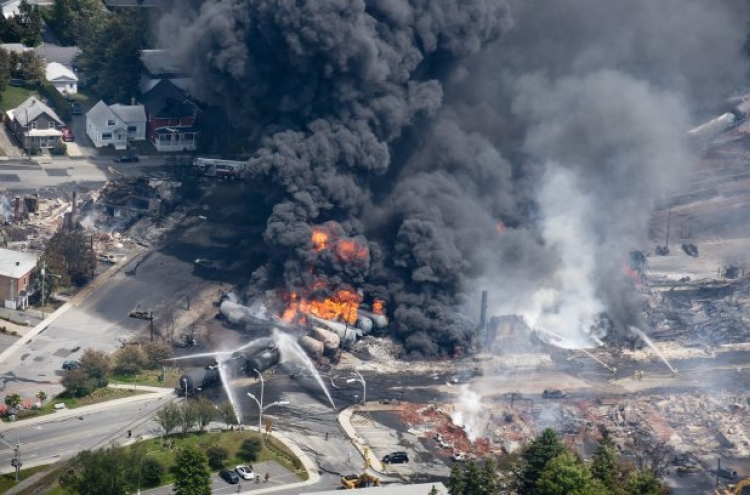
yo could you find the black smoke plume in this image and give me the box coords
[159,0,750,356]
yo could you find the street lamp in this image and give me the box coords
[246,392,289,434]
[347,370,366,404]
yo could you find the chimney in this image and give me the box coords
[131,97,136,106]
[70,191,77,230]
[13,197,20,223]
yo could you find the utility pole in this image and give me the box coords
[0,433,21,482]
[149,312,154,342]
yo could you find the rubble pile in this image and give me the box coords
[643,277,750,347]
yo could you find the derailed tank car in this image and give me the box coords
[244,346,280,373]
[175,365,220,396]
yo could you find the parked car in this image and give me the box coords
[235,465,255,480]
[8,78,25,87]
[61,128,74,142]
[113,154,139,163]
[70,102,83,115]
[542,389,567,399]
[452,451,467,462]
[382,451,409,464]
[219,469,240,484]
[194,258,222,271]
[62,360,80,370]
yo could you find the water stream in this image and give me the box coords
[273,329,336,409]
[629,326,678,374]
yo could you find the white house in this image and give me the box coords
[85,100,147,149]
[45,62,78,95]
[1,0,20,19]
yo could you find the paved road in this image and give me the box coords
[0,389,174,471]
[0,244,217,400]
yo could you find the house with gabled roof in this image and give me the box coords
[85,100,146,149]
[142,79,199,152]
[5,96,64,152]
[45,62,78,95]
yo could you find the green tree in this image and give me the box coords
[626,469,668,495]
[518,428,566,495]
[192,397,216,431]
[172,446,211,495]
[44,230,97,286]
[61,368,97,397]
[59,445,138,495]
[0,47,11,93]
[80,348,110,386]
[78,9,147,103]
[113,345,147,376]
[143,341,171,369]
[15,51,44,85]
[590,430,619,492]
[4,393,22,411]
[140,457,164,488]
[428,486,440,495]
[35,390,47,403]
[155,402,182,437]
[535,452,607,495]
[16,0,42,46]
[448,463,464,495]
[479,456,499,495]
[238,438,262,462]
[205,444,228,469]
[462,459,483,495]
[217,401,237,428]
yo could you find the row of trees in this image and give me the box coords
[448,428,668,495]
[60,442,214,495]
[60,342,171,397]
[154,399,237,436]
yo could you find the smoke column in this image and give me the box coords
[159,0,750,355]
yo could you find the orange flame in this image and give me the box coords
[281,288,362,325]
[372,299,385,315]
[336,239,368,263]
[311,227,329,251]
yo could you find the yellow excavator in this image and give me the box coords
[715,478,750,495]
[341,473,381,489]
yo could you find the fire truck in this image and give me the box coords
[192,157,247,180]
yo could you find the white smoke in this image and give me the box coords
[522,166,604,348]
[451,385,485,442]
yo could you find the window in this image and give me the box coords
[127,125,137,134]
[107,119,116,126]
[31,122,37,129]
[102,132,112,140]
[183,133,193,141]
[48,121,55,129]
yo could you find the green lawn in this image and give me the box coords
[37,431,307,494]
[3,387,149,423]
[0,464,51,493]
[136,430,308,485]
[0,85,39,112]
[111,368,184,389]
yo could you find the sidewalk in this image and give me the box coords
[338,402,397,474]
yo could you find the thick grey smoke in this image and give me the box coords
[159,0,750,355]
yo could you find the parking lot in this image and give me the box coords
[349,410,452,480]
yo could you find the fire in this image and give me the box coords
[282,288,362,325]
[311,228,329,251]
[372,299,385,315]
[336,239,368,263]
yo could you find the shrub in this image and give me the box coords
[205,445,228,470]
[51,140,67,156]
[238,438,262,462]
[140,458,164,488]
